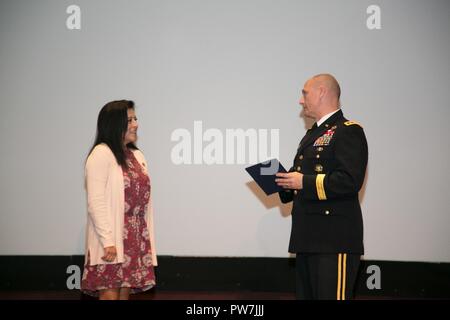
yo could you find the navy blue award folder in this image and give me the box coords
[245,158,288,195]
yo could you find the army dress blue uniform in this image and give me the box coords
[279,109,368,300]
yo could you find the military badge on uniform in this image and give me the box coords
[344,121,362,127]
[313,129,335,146]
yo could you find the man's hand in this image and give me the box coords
[275,172,303,190]
[101,246,117,262]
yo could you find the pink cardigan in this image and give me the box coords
[84,144,158,266]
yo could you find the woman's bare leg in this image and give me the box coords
[99,288,120,300]
[119,287,131,300]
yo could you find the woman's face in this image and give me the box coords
[123,108,138,145]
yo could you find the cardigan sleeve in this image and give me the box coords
[85,145,115,248]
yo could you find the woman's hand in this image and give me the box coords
[101,246,117,262]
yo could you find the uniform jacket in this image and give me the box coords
[279,110,368,254]
[84,143,158,266]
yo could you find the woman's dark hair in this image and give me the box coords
[88,100,138,166]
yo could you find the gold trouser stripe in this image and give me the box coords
[337,253,347,300]
[342,254,347,300]
[337,254,342,300]
[316,174,327,200]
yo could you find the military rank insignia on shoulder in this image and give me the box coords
[344,120,362,128]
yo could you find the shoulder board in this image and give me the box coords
[344,120,362,128]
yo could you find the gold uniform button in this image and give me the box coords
[293,190,298,195]
[316,154,320,159]
[316,147,323,152]
[299,155,304,160]
[315,164,323,173]
[325,210,330,215]
[296,166,301,172]
[325,124,329,128]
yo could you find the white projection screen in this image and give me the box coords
[1,0,449,263]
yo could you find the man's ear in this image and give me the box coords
[318,85,327,99]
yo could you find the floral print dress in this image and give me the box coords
[81,148,155,296]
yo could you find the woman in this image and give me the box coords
[81,100,157,300]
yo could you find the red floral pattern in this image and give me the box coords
[81,148,155,297]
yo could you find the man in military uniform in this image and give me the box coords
[275,74,368,300]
